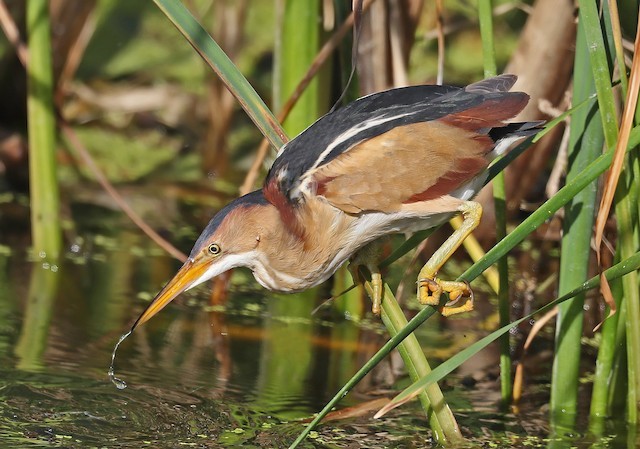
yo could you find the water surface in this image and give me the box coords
[0,196,635,448]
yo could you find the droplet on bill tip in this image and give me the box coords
[108,366,127,390]
[108,331,132,390]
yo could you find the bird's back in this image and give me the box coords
[264,75,540,218]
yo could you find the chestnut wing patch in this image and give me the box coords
[310,121,491,214]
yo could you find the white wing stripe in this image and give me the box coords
[310,111,415,171]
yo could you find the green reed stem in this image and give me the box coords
[378,284,462,444]
[590,250,623,418]
[289,286,457,449]
[26,0,61,260]
[478,0,511,405]
[589,7,628,423]
[494,177,512,405]
[550,12,602,420]
[617,177,640,423]
[478,0,497,78]
[276,0,329,134]
[581,0,640,424]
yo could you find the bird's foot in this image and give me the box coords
[418,276,474,316]
[348,262,383,316]
[414,201,480,317]
[349,241,386,316]
[370,272,382,316]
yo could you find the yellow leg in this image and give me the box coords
[349,242,384,315]
[369,271,382,315]
[418,201,482,316]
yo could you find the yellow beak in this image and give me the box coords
[131,257,210,331]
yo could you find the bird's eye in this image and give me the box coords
[208,243,221,256]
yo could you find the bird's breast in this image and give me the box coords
[249,252,325,292]
[248,198,456,293]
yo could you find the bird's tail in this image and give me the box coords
[489,120,544,157]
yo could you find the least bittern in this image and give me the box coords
[133,75,539,329]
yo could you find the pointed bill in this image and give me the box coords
[131,258,210,331]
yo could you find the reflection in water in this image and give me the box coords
[14,262,60,372]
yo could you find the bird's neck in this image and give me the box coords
[251,200,356,292]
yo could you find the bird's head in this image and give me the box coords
[131,190,271,330]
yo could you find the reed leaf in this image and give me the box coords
[153,0,287,150]
[376,250,640,417]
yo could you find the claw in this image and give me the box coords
[418,277,474,316]
[415,201,481,317]
[418,277,442,306]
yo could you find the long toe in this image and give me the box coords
[418,277,442,306]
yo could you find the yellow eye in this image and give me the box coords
[208,243,221,256]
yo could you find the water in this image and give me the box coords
[108,330,131,390]
[0,198,636,448]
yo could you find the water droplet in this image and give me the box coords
[71,244,81,253]
[51,265,59,272]
[108,366,127,390]
[38,251,46,259]
[42,262,50,270]
[108,331,132,390]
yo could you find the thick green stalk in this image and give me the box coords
[27,0,61,260]
[478,0,497,78]
[478,0,511,405]
[590,250,623,418]
[550,14,602,419]
[275,0,329,134]
[256,0,326,418]
[494,178,511,405]
[617,176,640,423]
[379,285,462,444]
[582,0,640,424]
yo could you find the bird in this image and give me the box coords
[131,74,541,330]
